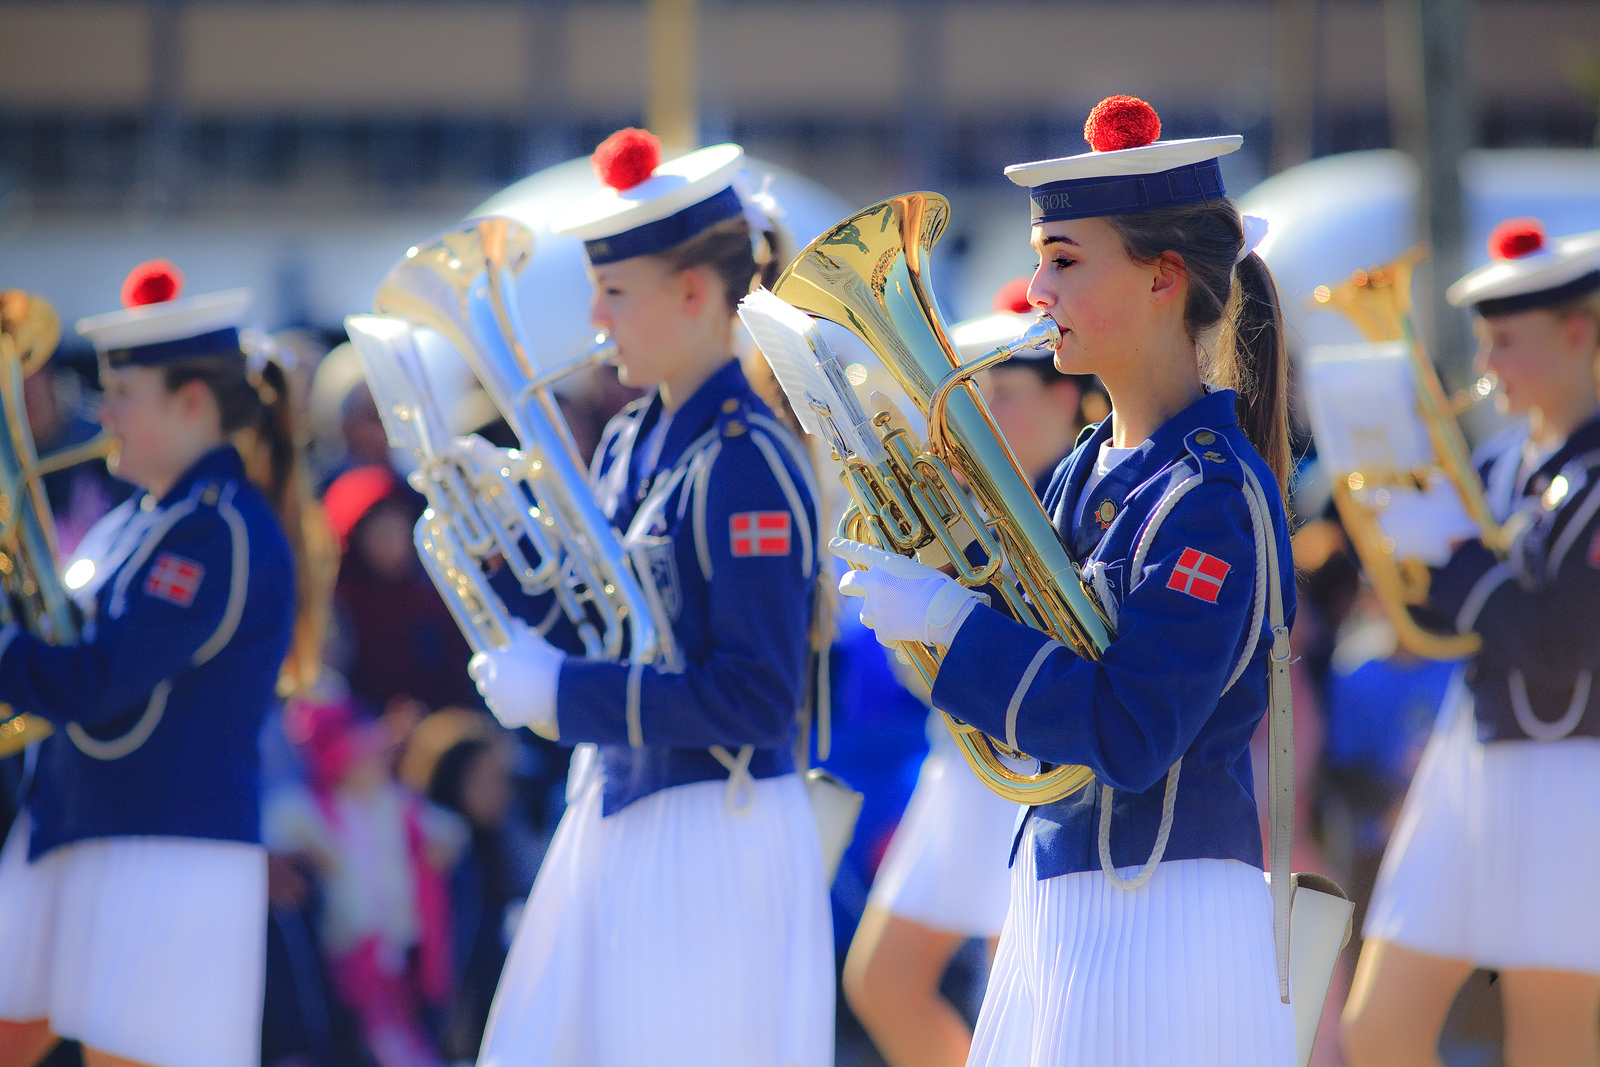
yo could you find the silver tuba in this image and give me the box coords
[347,215,675,673]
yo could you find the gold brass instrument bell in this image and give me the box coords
[771,192,1114,805]
[1307,248,1503,660]
[0,292,114,757]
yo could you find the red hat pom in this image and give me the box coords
[593,128,663,192]
[992,277,1034,315]
[1489,218,1545,260]
[120,259,184,308]
[1084,95,1162,152]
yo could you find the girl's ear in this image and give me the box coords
[1561,308,1600,360]
[1148,250,1187,306]
[677,263,710,318]
[172,376,212,423]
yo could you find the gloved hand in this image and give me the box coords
[468,619,563,739]
[830,536,985,648]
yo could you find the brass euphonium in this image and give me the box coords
[1310,247,1503,659]
[349,215,676,678]
[772,193,1113,804]
[0,292,114,757]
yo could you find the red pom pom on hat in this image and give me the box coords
[121,259,184,308]
[593,128,663,192]
[1489,218,1545,260]
[1084,95,1162,152]
[992,277,1034,315]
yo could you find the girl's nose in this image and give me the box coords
[1026,269,1052,312]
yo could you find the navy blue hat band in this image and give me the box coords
[1029,159,1226,223]
[1475,270,1600,318]
[583,186,745,265]
[106,327,243,367]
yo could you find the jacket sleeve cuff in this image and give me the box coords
[553,658,635,746]
[930,606,1057,743]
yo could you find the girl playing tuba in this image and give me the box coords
[468,129,835,1067]
[1342,220,1600,1067]
[834,95,1299,1066]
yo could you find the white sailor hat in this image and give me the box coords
[1445,219,1600,317]
[551,128,748,265]
[1004,96,1241,224]
[76,260,253,367]
[951,278,1047,362]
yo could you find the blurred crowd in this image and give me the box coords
[0,327,1489,1067]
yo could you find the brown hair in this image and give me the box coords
[163,355,336,695]
[1104,201,1291,495]
[655,215,785,315]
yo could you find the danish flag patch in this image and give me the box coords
[144,553,204,607]
[1166,547,1230,604]
[730,511,791,558]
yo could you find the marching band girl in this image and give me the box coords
[1341,221,1600,1067]
[0,262,318,1067]
[467,129,834,1067]
[834,95,1298,1065]
[842,284,1093,1067]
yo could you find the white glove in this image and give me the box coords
[831,536,985,648]
[468,619,563,739]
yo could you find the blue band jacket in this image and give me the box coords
[931,389,1295,881]
[0,446,295,858]
[547,359,822,816]
[1425,411,1600,742]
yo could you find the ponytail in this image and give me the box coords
[1218,252,1291,495]
[1105,202,1292,497]
[164,354,336,695]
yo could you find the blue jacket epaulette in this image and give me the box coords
[1182,427,1244,488]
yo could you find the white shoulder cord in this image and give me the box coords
[1096,463,1295,1004]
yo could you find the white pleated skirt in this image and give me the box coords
[1364,678,1600,974]
[869,717,1023,937]
[967,821,1295,1067]
[477,769,835,1067]
[0,812,267,1067]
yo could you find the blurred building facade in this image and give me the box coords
[1,0,1597,330]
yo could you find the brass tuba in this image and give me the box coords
[350,216,676,677]
[771,193,1113,804]
[0,292,114,757]
[1308,247,1503,659]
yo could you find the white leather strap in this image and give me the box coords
[1243,465,1294,1003]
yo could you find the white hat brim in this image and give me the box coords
[1005,136,1243,188]
[1446,229,1600,308]
[551,143,745,241]
[75,288,254,353]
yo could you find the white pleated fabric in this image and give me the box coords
[1365,678,1600,974]
[477,771,835,1067]
[967,821,1295,1067]
[0,813,267,1067]
[869,713,1024,937]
